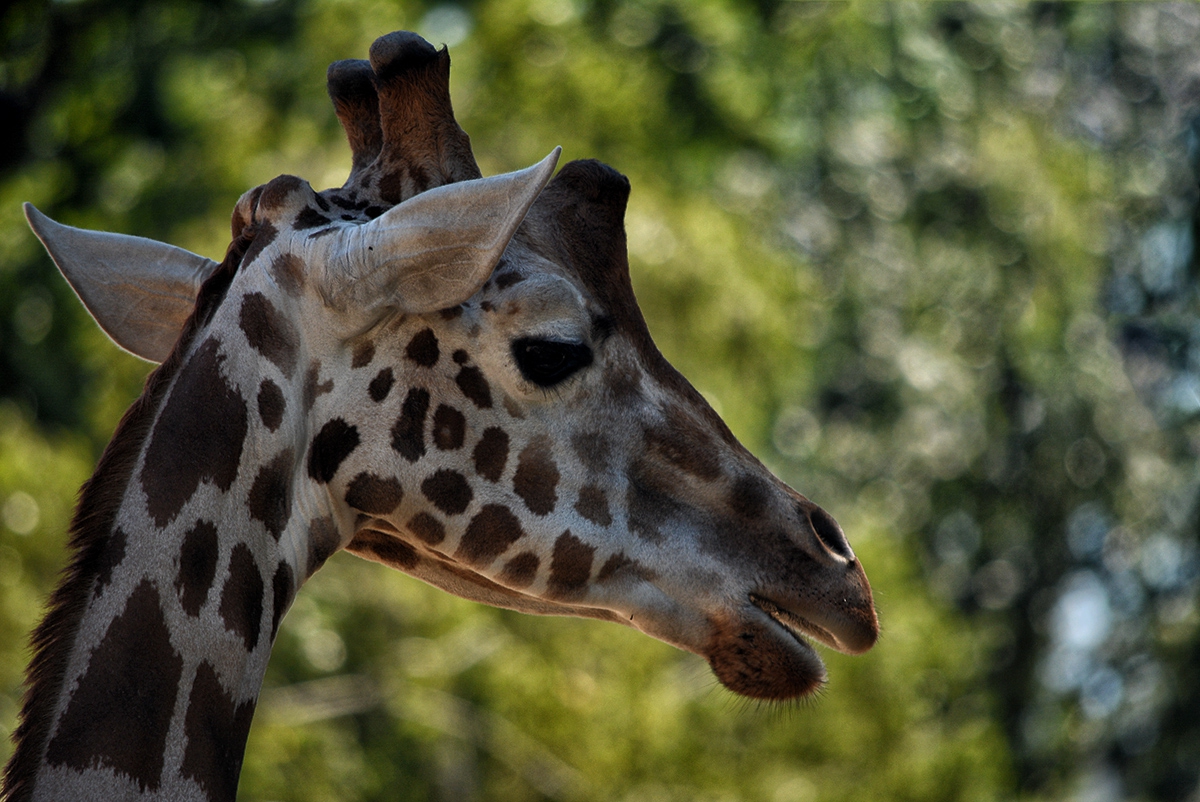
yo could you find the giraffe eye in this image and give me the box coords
[512,337,593,387]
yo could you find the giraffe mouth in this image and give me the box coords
[749,595,839,652]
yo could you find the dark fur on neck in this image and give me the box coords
[1,225,257,801]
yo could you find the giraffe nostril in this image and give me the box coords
[807,506,853,561]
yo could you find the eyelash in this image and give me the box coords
[511,337,593,387]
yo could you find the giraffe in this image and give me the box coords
[3,32,878,802]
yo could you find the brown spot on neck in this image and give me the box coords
[44,581,183,791]
[141,337,250,528]
[247,449,296,540]
[219,543,266,652]
[257,378,285,431]
[3,229,249,800]
[176,520,219,616]
[180,661,257,801]
[308,516,341,576]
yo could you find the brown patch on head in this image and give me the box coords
[421,469,473,515]
[597,552,657,583]
[269,252,306,297]
[572,431,612,475]
[574,485,612,527]
[512,438,559,516]
[240,292,300,378]
[729,473,772,521]
[270,562,295,641]
[473,427,509,482]
[141,337,249,528]
[498,551,539,588]
[546,531,595,599]
[247,448,295,539]
[180,661,257,802]
[294,206,331,230]
[432,404,466,450]
[503,395,526,419]
[44,581,182,790]
[308,516,342,575]
[456,504,524,567]
[494,270,525,289]
[303,361,335,411]
[407,512,445,545]
[369,367,395,402]
[345,472,404,515]
[257,378,285,432]
[392,387,430,461]
[455,365,492,409]
[219,543,265,652]
[92,526,127,600]
[307,418,360,483]
[644,408,722,481]
[352,340,376,368]
[405,328,440,367]
[603,360,641,400]
[626,456,686,544]
[346,529,419,570]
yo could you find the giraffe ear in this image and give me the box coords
[322,148,561,314]
[24,204,219,364]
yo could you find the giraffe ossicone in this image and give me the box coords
[6,30,878,802]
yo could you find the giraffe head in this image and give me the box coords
[27,32,876,701]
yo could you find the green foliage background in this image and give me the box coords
[3,2,1200,800]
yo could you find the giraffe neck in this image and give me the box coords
[4,239,323,802]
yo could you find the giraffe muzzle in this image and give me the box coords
[749,591,878,656]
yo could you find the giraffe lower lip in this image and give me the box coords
[749,595,837,650]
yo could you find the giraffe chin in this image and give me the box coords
[704,607,829,701]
